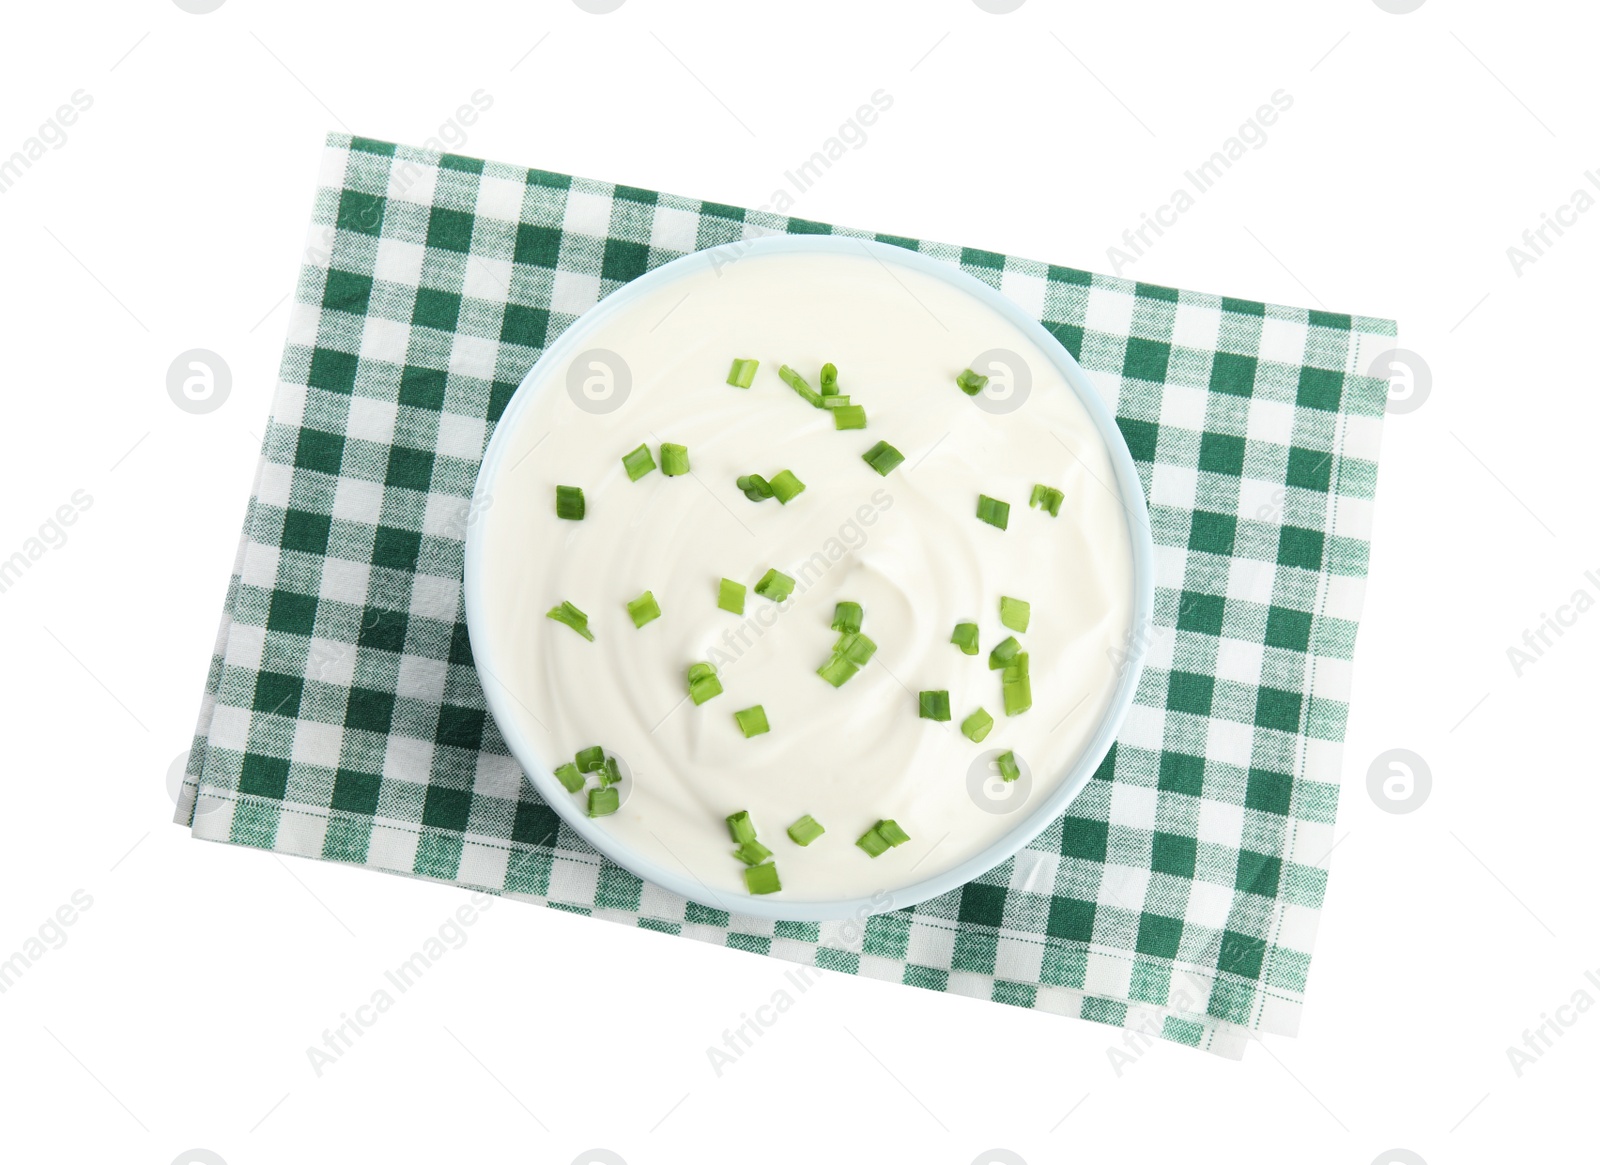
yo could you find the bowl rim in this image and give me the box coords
[464,234,1155,921]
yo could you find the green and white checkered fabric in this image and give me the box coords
[176,133,1395,1058]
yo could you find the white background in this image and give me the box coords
[0,1,1594,1162]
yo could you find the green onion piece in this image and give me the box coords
[832,601,863,634]
[754,568,796,601]
[1002,653,1032,716]
[875,819,910,847]
[834,631,877,666]
[832,404,867,430]
[769,469,806,504]
[743,863,782,894]
[734,705,770,738]
[918,690,951,721]
[734,839,773,866]
[820,362,839,395]
[787,815,825,846]
[1029,483,1064,518]
[600,755,622,787]
[957,368,988,396]
[961,707,994,743]
[779,364,824,407]
[726,810,757,844]
[951,622,979,656]
[660,443,690,477]
[587,787,619,817]
[627,590,662,628]
[737,473,775,501]
[988,636,1020,669]
[855,826,891,857]
[822,395,853,409]
[976,494,1010,530]
[687,661,723,704]
[861,440,904,476]
[553,762,584,793]
[555,485,585,520]
[622,443,656,481]
[575,746,605,773]
[718,577,746,615]
[727,358,759,388]
[817,656,859,687]
[546,600,595,641]
[1000,595,1030,633]
[996,750,1022,782]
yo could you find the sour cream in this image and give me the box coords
[473,245,1136,903]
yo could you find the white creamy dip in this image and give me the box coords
[474,247,1136,903]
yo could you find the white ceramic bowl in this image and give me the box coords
[464,235,1154,921]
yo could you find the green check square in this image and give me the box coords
[960,246,1006,270]
[295,429,346,475]
[1218,930,1267,979]
[1167,671,1215,716]
[1286,446,1332,492]
[385,446,436,492]
[1278,526,1324,570]
[345,686,396,734]
[398,366,447,410]
[1151,832,1197,877]
[427,206,476,252]
[372,527,421,571]
[1236,850,1282,897]
[307,348,359,395]
[281,509,332,555]
[1118,417,1159,463]
[266,590,318,637]
[358,607,408,653]
[1209,351,1257,396]
[1158,751,1205,796]
[1136,913,1183,959]
[1123,337,1172,383]
[323,268,373,315]
[1176,591,1225,636]
[1244,767,1293,815]
[413,286,462,331]
[239,753,290,800]
[422,785,472,831]
[1255,687,1303,733]
[436,704,486,751]
[1198,431,1245,476]
[514,222,562,267]
[958,882,1007,927]
[601,237,650,283]
[330,768,381,814]
[1265,605,1313,651]
[1061,817,1108,862]
[254,671,304,717]
[512,800,561,847]
[1189,511,1237,555]
[1046,896,1096,941]
[336,189,386,235]
[500,303,549,348]
[1297,366,1343,411]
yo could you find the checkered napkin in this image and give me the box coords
[176,132,1394,1058]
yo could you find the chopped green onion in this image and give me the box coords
[855,825,891,857]
[546,600,595,641]
[820,362,839,395]
[575,745,605,773]
[1000,596,1030,633]
[600,755,622,787]
[769,469,806,504]
[743,863,782,894]
[822,395,853,409]
[718,577,746,615]
[996,750,1021,782]
[989,635,1021,669]
[861,440,904,476]
[587,787,619,817]
[622,443,656,481]
[856,819,909,857]
[833,631,877,666]
[553,762,584,793]
[961,707,994,743]
[976,494,1010,530]
[754,568,796,601]
[779,364,824,407]
[726,810,757,844]
[951,622,979,655]
[918,690,951,721]
[875,819,910,847]
[727,358,759,388]
[832,601,863,634]
[957,368,988,396]
[737,473,775,501]
[627,590,661,628]
[734,705,770,738]
[1030,483,1064,517]
[817,656,859,687]
[734,839,773,866]
[832,404,867,430]
[687,661,724,705]
[555,485,585,521]
[1002,652,1032,716]
[787,815,825,846]
[660,443,690,477]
